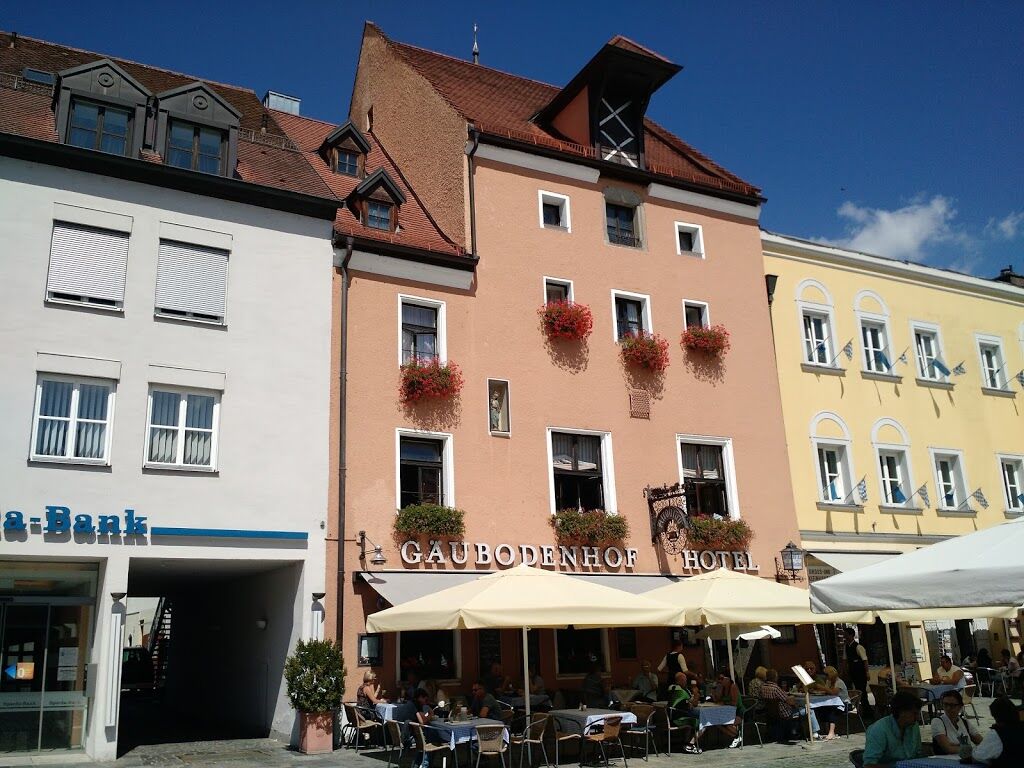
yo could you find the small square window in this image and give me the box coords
[357,633,383,666]
[336,149,359,176]
[684,302,708,330]
[368,201,392,231]
[538,191,570,231]
[544,278,573,304]
[675,223,704,257]
[400,437,444,507]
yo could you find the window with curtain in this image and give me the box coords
[399,437,444,507]
[684,303,707,330]
[147,388,219,469]
[680,442,728,516]
[32,378,114,463]
[614,297,644,339]
[551,432,604,510]
[401,302,438,364]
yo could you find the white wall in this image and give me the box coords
[0,157,335,760]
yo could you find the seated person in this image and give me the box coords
[931,654,966,689]
[631,660,659,702]
[712,671,743,749]
[469,681,498,719]
[931,690,982,755]
[801,660,827,691]
[757,669,820,743]
[747,666,767,699]
[975,648,993,669]
[413,688,439,768]
[402,669,421,702]
[974,695,1024,766]
[485,662,511,695]
[667,672,701,754]
[816,666,850,741]
[863,691,923,768]
[357,670,388,709]
[520,664,546,696]
[581,661,608,708]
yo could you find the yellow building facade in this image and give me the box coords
[763,232,1024,677]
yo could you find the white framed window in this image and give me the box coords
[802,309,834,365]
[547,427,616,514]
[675,434,740,518]
[674,221,705,258]
[816,444,853,503]
[999,455,1024,514]
[912,323,948,381]
[682,300,710,330]
[877,450,912,506]
[538,190,571,232]
[861,319,892,373]
[155,240,229,324]
[610,289,652,342]
[555,628,610,677]
[145,387,220,470]
[976,335,1008,390]
[46,221,129,310]
[398,295,447,366]
[543,276,574,304]
[930,449,968,511]
[396,428,454,509]
[30,376,115,465]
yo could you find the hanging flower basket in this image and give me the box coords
[395,503,466,538]
[538,300,594,341]
[680,324,731,356]
[684,517,753,551]
[550,508,629,546]
[619,331,670,372]
[399,358,464,404]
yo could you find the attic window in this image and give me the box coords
[367,201,393,231]
[167,120,226,175]
[68,99,130,155]
[336,150,359,176]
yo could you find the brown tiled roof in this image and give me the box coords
[272,110,466,257]
[373,24,760,198]
[0,31,335,202]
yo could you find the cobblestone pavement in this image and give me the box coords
[0,697,1003,768]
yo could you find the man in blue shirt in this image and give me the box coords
[864,691,923,767]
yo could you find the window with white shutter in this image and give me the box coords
[46,222,129,309]
[155,240,229,324]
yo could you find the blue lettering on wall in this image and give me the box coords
[0,506,148,538]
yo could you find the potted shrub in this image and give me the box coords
[283,639,346,754]
[680,324,731,356]
[549,508,629,546]
[399,358,464,405]
[538,300,594,342]
[684,516,753,551]
[619,331,670,372]
[394,503,466,539]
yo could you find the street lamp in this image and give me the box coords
[358,530,387,566]
[775,541,805,583]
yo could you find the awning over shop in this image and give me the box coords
[570,574,680,594]
[808,551,898,572]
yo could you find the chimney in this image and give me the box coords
[262,91,300,115]
[993,265,1024,288]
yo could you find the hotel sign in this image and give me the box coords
[399,540,758,572]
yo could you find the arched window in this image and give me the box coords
[809,412,858,505]
[796,279,839,368]
[871,418,915,509]
[854,290,894,374]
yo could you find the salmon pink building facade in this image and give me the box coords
[328,24,809,697]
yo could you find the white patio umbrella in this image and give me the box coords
[365,564,686,717]
[696,624,781,641]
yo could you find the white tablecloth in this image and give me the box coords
[498,694,550,709]
[808,694,846,711]
[376,701,417,721]
[696,704,736,730]
[549,708,637,734]
[429,718,508,749]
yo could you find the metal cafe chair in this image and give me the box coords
[655,701,695,753]
[737,695,766,748]
[961,684,980,721]
[843,691,867,737]
[410,721,459,768]
[623,703,658,760]
[549,713,583,767]
[581,715,627,768]
[474,723,509,768]
[384,719,408,768]
[510,712,550,768]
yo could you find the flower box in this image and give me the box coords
[399,358,464,404]
[395,503,466,538]
[550,508,629,546]
[539,300,594,341]
[680,324,731,356]
[619,331,670,372]
[684,516,752,551]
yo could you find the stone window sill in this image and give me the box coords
[916,378,955,391]
[936,507,976,517]
[802,364,846,377]
[981,387,1016,399]
[879,504,924,515]
[815,501,863,512]
[861,371,903,384]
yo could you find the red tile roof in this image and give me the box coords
[373,24,759,198]
[0,31,335,202]
[271,110,466,257]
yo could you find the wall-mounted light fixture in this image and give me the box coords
[312,592,326,601]
[765,274,779,307]
[110,592,127,602]
[358,530,387,566]
[255,619,268,630]
[774,541,805,583]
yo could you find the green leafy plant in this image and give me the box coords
[395,503,466,538]
[684,517,753,551]
[550,508,629,546]
[283,639,346,713]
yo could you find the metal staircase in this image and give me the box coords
[148,598,172,689]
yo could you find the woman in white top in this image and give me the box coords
[817,666,851,740]
[931,690,982,755]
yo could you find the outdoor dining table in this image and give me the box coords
[915,683,958,700]
[808,694,846,711]
[376,701,417,722]
[695,704,737,731]
[429,717,508,749]
[549,708,637,734]
[498,693,551,709]
[895,757,985,768]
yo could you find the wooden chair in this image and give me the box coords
[843,690,867,736]
[738,696,765,748]
[549,714,582,767]
[582,715,627,768]
[510,712,549,768]
[623,703,657,760]
[410,722,458,768]
[474,724,509,768]
[384,719,407,768]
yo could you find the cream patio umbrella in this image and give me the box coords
[365,564,687,717]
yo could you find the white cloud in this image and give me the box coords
[985,211,1024,240]
[829,195,972,261]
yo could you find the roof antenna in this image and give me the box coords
[472,23,479,64]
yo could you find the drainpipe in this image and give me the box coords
[335,235,354,643]
[466,125,480,257]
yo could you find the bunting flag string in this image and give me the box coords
[952,362,967,376]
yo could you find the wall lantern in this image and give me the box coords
[358,530,387,566]
[775,541,805,583]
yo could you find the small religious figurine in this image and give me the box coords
[489,388,503,431]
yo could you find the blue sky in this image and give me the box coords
[5,1,1022,276]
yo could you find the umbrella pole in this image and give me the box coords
[885,623,897,694]
[726,623,735,681]
[522,626,531,719]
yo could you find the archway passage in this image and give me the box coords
[118,559,301,757]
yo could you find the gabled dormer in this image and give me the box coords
[319,120,371,177]
[54,59,151,158]
[154,82,240,177]
[347,168,406,232]
[534,37,681,170]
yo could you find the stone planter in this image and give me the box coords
[298,711,334,754]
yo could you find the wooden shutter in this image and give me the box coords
[155,240,229,321]
[47,222,129,306]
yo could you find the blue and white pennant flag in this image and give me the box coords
[842,341,854,361]
[917,484,930,508]
[972,489,989,509]
[952,362,967,376]
[856,477,868,503]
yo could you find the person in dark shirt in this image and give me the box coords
[469,680,498,719]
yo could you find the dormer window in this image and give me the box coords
[320,121,370,177]
[367,200,393,231]
[348,167,406,235]
[336,149,359,176]
[68,99,130,155]
[167,120,226,175]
